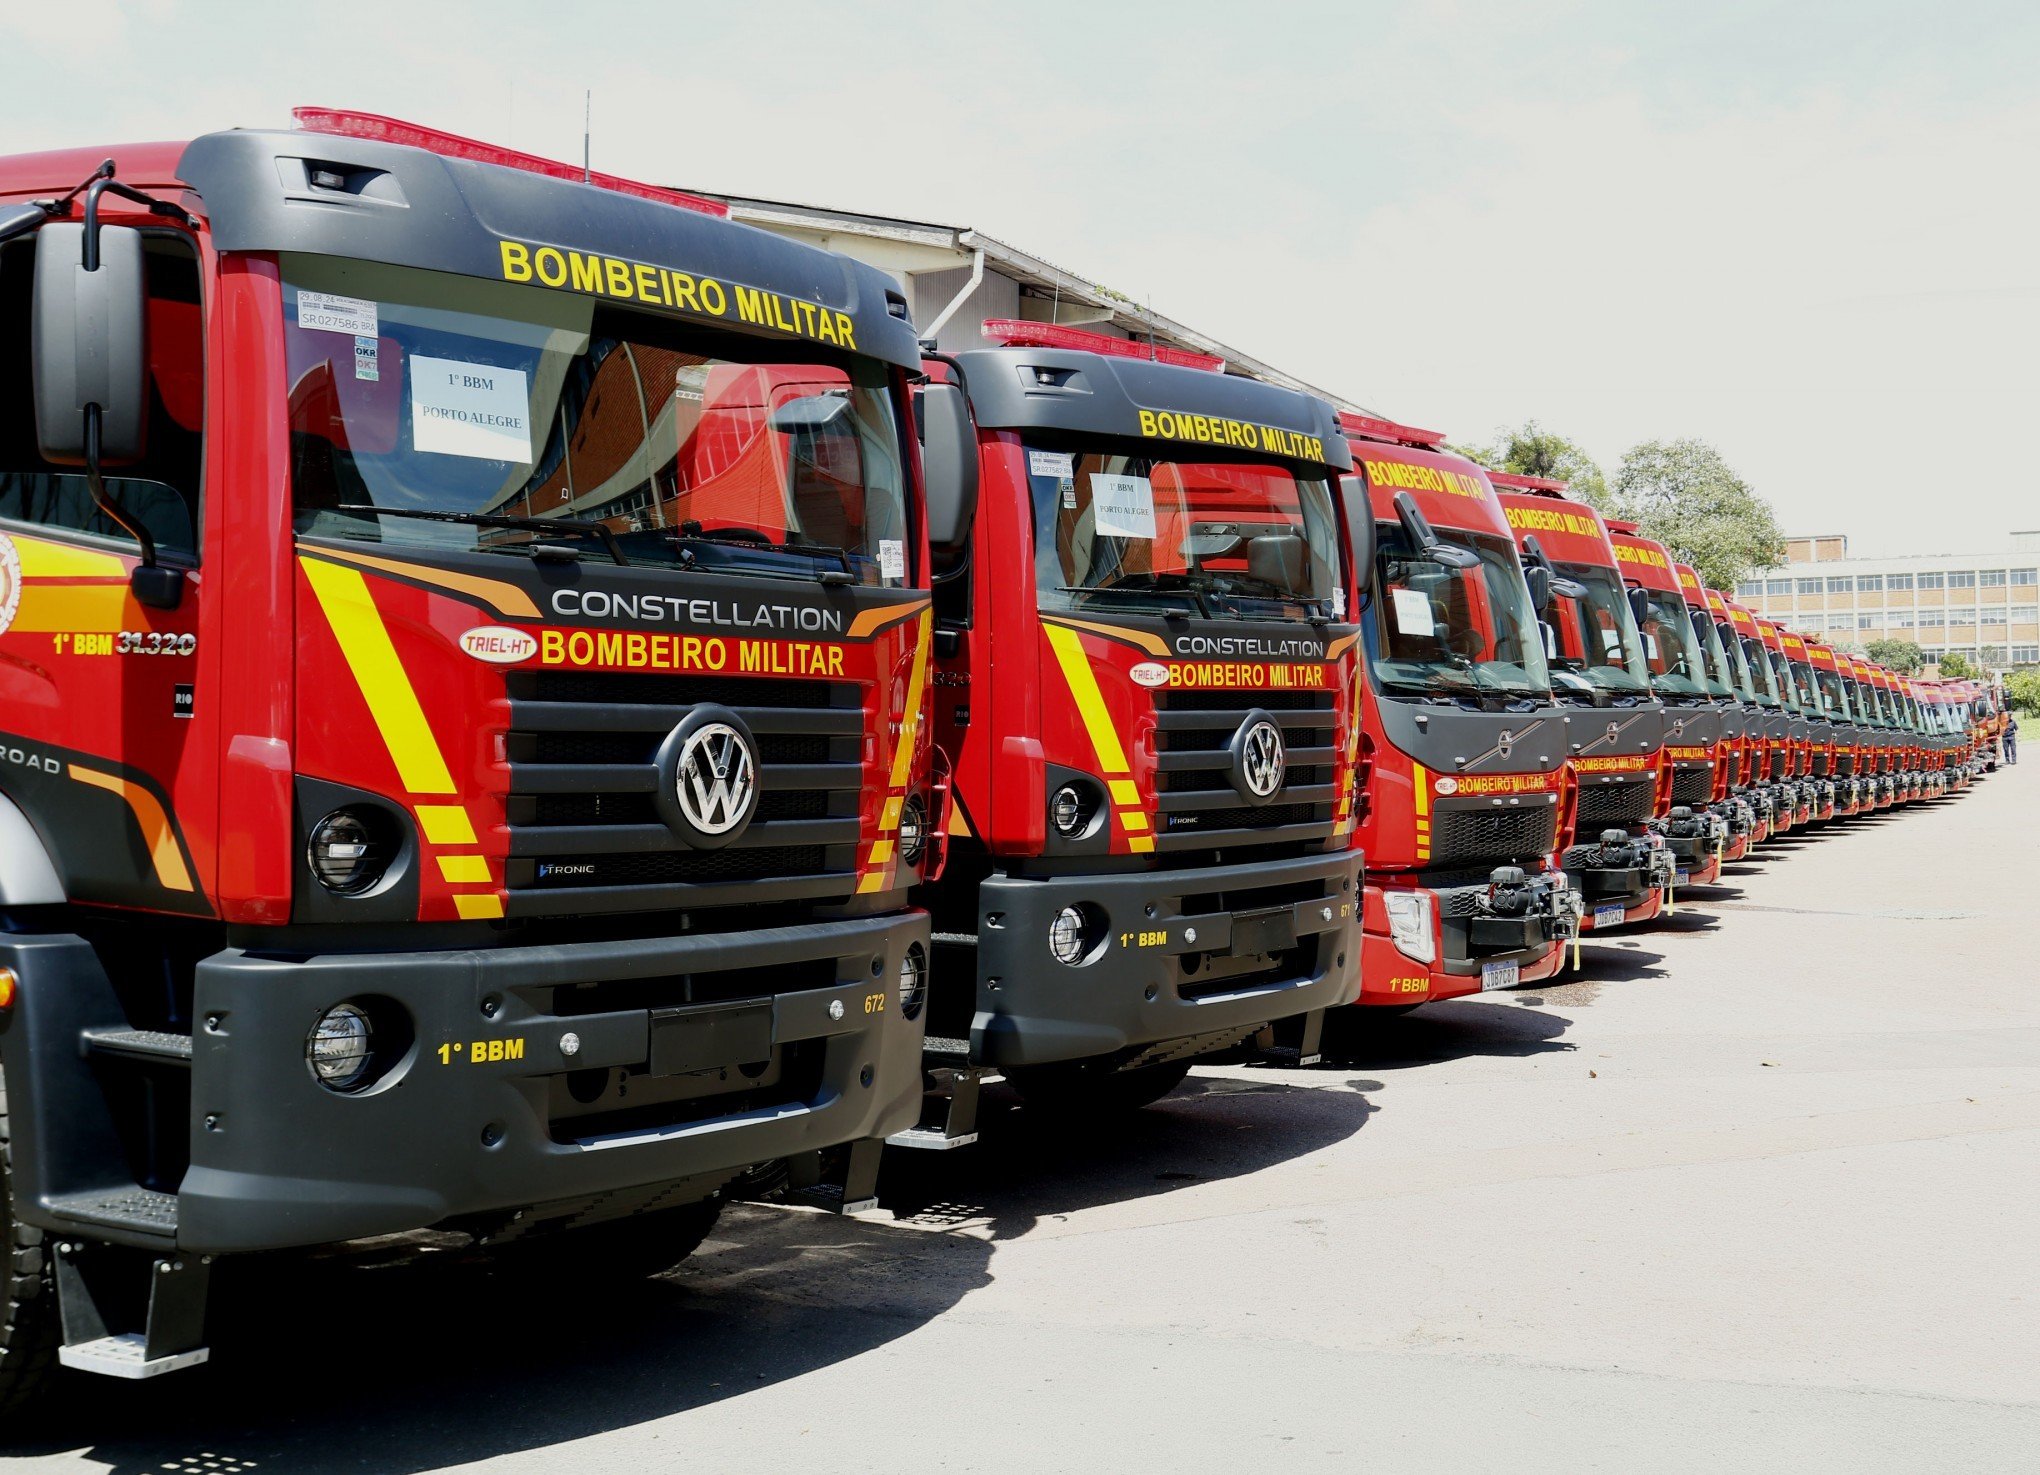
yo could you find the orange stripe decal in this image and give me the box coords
[296,543,541,619]
[67,764,193,892]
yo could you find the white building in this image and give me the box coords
[1736,533,2040,671]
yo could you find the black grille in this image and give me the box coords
[1429,803,1559,869]
[1668,766,1714,807]
[1151,685,1339,851]
[503,668,864,916]
[1575,779,1655,829]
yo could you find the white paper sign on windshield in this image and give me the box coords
[411,357,533,462]
[1091,473,1155,539]
[1392,587,1436,636]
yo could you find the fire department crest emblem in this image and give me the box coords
[0,535,20,638]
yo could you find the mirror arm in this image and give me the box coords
[79,168,193,271]
[83,408,155,566]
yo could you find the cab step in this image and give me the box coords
[49,1186,179,1240]
[57,1333,210,1380]
[81,1028,193,1065]
[54,1243,211,1382]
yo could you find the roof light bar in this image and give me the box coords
[292,108,728,218]
[1335,411,1447,448]
[1604,518,1641,534]
[979,318,1225,372]
[1485,469,1570,494]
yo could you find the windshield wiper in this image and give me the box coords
[1067,573,1215,619]
[1207,572,1332,624]
[336,505,628,566]
[668,528,859,586]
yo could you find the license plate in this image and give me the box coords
[1480,960,1519,991]
[1676,869,1692,885]
[1230,906,1298,957]
[1593,904,1624,930]
[648,1000,773,1075]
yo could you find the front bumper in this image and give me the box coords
[170,913,930,1252]
[970,848,1364,1069]
[1359,869,1581,1005]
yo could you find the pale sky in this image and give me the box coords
[9,0,2036,557]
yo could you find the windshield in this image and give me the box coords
[1689,605,1738,699]
[1634,589,1714,699]
[1369,523,1551,700]
[1815,664,1851,720]
[1786,658,1822,714]
[283,256,908,586]
[1738,634,1781,707]
[1540,562,1651,697]
[1026,438,1340,620]
[1716,620,1759,702]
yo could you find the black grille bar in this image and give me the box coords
[1150,686,1340,850]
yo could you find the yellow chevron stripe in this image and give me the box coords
[436,854,491,884]
[416,805,478,845]
[1413,762,1430,817]
[301,557,456,795]
[454,893,504,920]
[1043,622,1130,774]
[883,611,935,793]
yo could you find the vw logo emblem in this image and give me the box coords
[655,707,760,848]
[1228,710,1287,805]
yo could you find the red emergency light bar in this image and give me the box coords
[1485,469,1571,494]
[1336,410,1447,448]
[979,319,1225,372]
[293,108,728,218]
[1605,518,1641,534]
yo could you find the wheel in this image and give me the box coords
[0,1082,60,1421]
[481,1196,723,1282]
[1006,1058,1193,1117]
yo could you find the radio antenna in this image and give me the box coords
[583,91,591,184]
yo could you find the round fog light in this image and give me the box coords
[1051,784,1088,837]
[898,941,927,1019]
[897,796,927,868]
[307,1003,373,1091]
[1048,905,1094,965]
[309,808,392,894]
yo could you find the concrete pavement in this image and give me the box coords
[11,768,2037,1472]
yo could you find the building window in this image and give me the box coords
[1948,571,1976,589]
[1946,608,1978,626]
[1766,579,1791,597]
[1981,609,2008,626]
[1980,569,2007,587]
[2012,645,2039,665]
[2011,606,2038,624]
[1918,610,1945,628]
[1796,577,1823,595]
[1917,572,1944,590]
[1827,576,1853,593]
[1855,574,1883,592]
[1856,614,1877,630]
[1890,612,1914,629]
[2013,568,2038,587]
[1979,645,2008,665]
[1736,580,1762,598]
[1887,573,1914,591]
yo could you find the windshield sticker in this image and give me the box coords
[353,336,380,382]
[1029,450,1075,480]
[411,357,533,462]
[1392,587,1435,636]
[1091,474,1156,539]
[879,539,906,582]
[297,290,379,338]
[1330,587,1347,621]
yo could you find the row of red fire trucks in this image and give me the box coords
[0,111,2002,1407]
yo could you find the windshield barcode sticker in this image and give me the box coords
[879,539,905,581]
[1392,587,1436,636]
[1091,473,1155,539]
[1028,450,1074,480]
[297,290,378,337]
[411,357,533,462]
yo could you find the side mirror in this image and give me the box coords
[1339,475,1375,593]
[1627,585,1651,626]
[914,381,978,572]
[0,203,45,246]
[1521,535,1587,605]
[767,392,852,433]
[1393,490,1478,570]
[32,221,148,464]
[1246,532,1306,593]
[1524,562,1551,611]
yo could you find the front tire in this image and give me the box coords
[0,1084,60,1422]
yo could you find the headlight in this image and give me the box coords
[307,1003,374,1091]
[1381,890,1435,965]
[898,941,927,1020]
[1050,784,1094,838]
[1048,904,1100,965]
[897,796,927,868]
[308,808,393,894]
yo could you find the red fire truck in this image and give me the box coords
[1698,585,1764,857]
[897,323,1364,1141]
[0,113,939,1398]
[1604,526,1727,892]
[1490,473,1668,933]
[1341,418,1581,1010]
[1802,636,1855,820]
[1669,561,1753,870]
[1721,595,1786,842]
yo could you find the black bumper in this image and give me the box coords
[970,849,1363,1068]
[4,916,928,1254]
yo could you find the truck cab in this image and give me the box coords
[1342,418,1581,1008]
[1803,635,1857,819]
[909,328,1365,1125]
[1722,595,1784,843]
[1492,473,1668,933]
[0,113,937,1395]
[1698,584,1764,859]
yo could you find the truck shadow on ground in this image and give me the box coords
[874,1070,1375,1241]
[1314,997,1578,1069]
[10,1202,996,1474]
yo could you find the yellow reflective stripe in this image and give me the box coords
[856,871,888,894]
[866,839,895,864]
[416,805,477,845]
[437,854,491,884]
[301,557,456,795]
[1127,835,1155,853]
[1119,811,1149,832]
[13,538,127,578]
[1108,778,1141,806]
[454,893,504,920]
[1043,622,1130,774]
[880,795,905,829]
[883,611,934,793]
[1413,762,1430,817]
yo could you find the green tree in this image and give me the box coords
[1865,638,1927,674]
[1937,652,1976,679]
[1477,421,1610,509]
[2005,668,2040,716]
[1611,439,1785,590]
